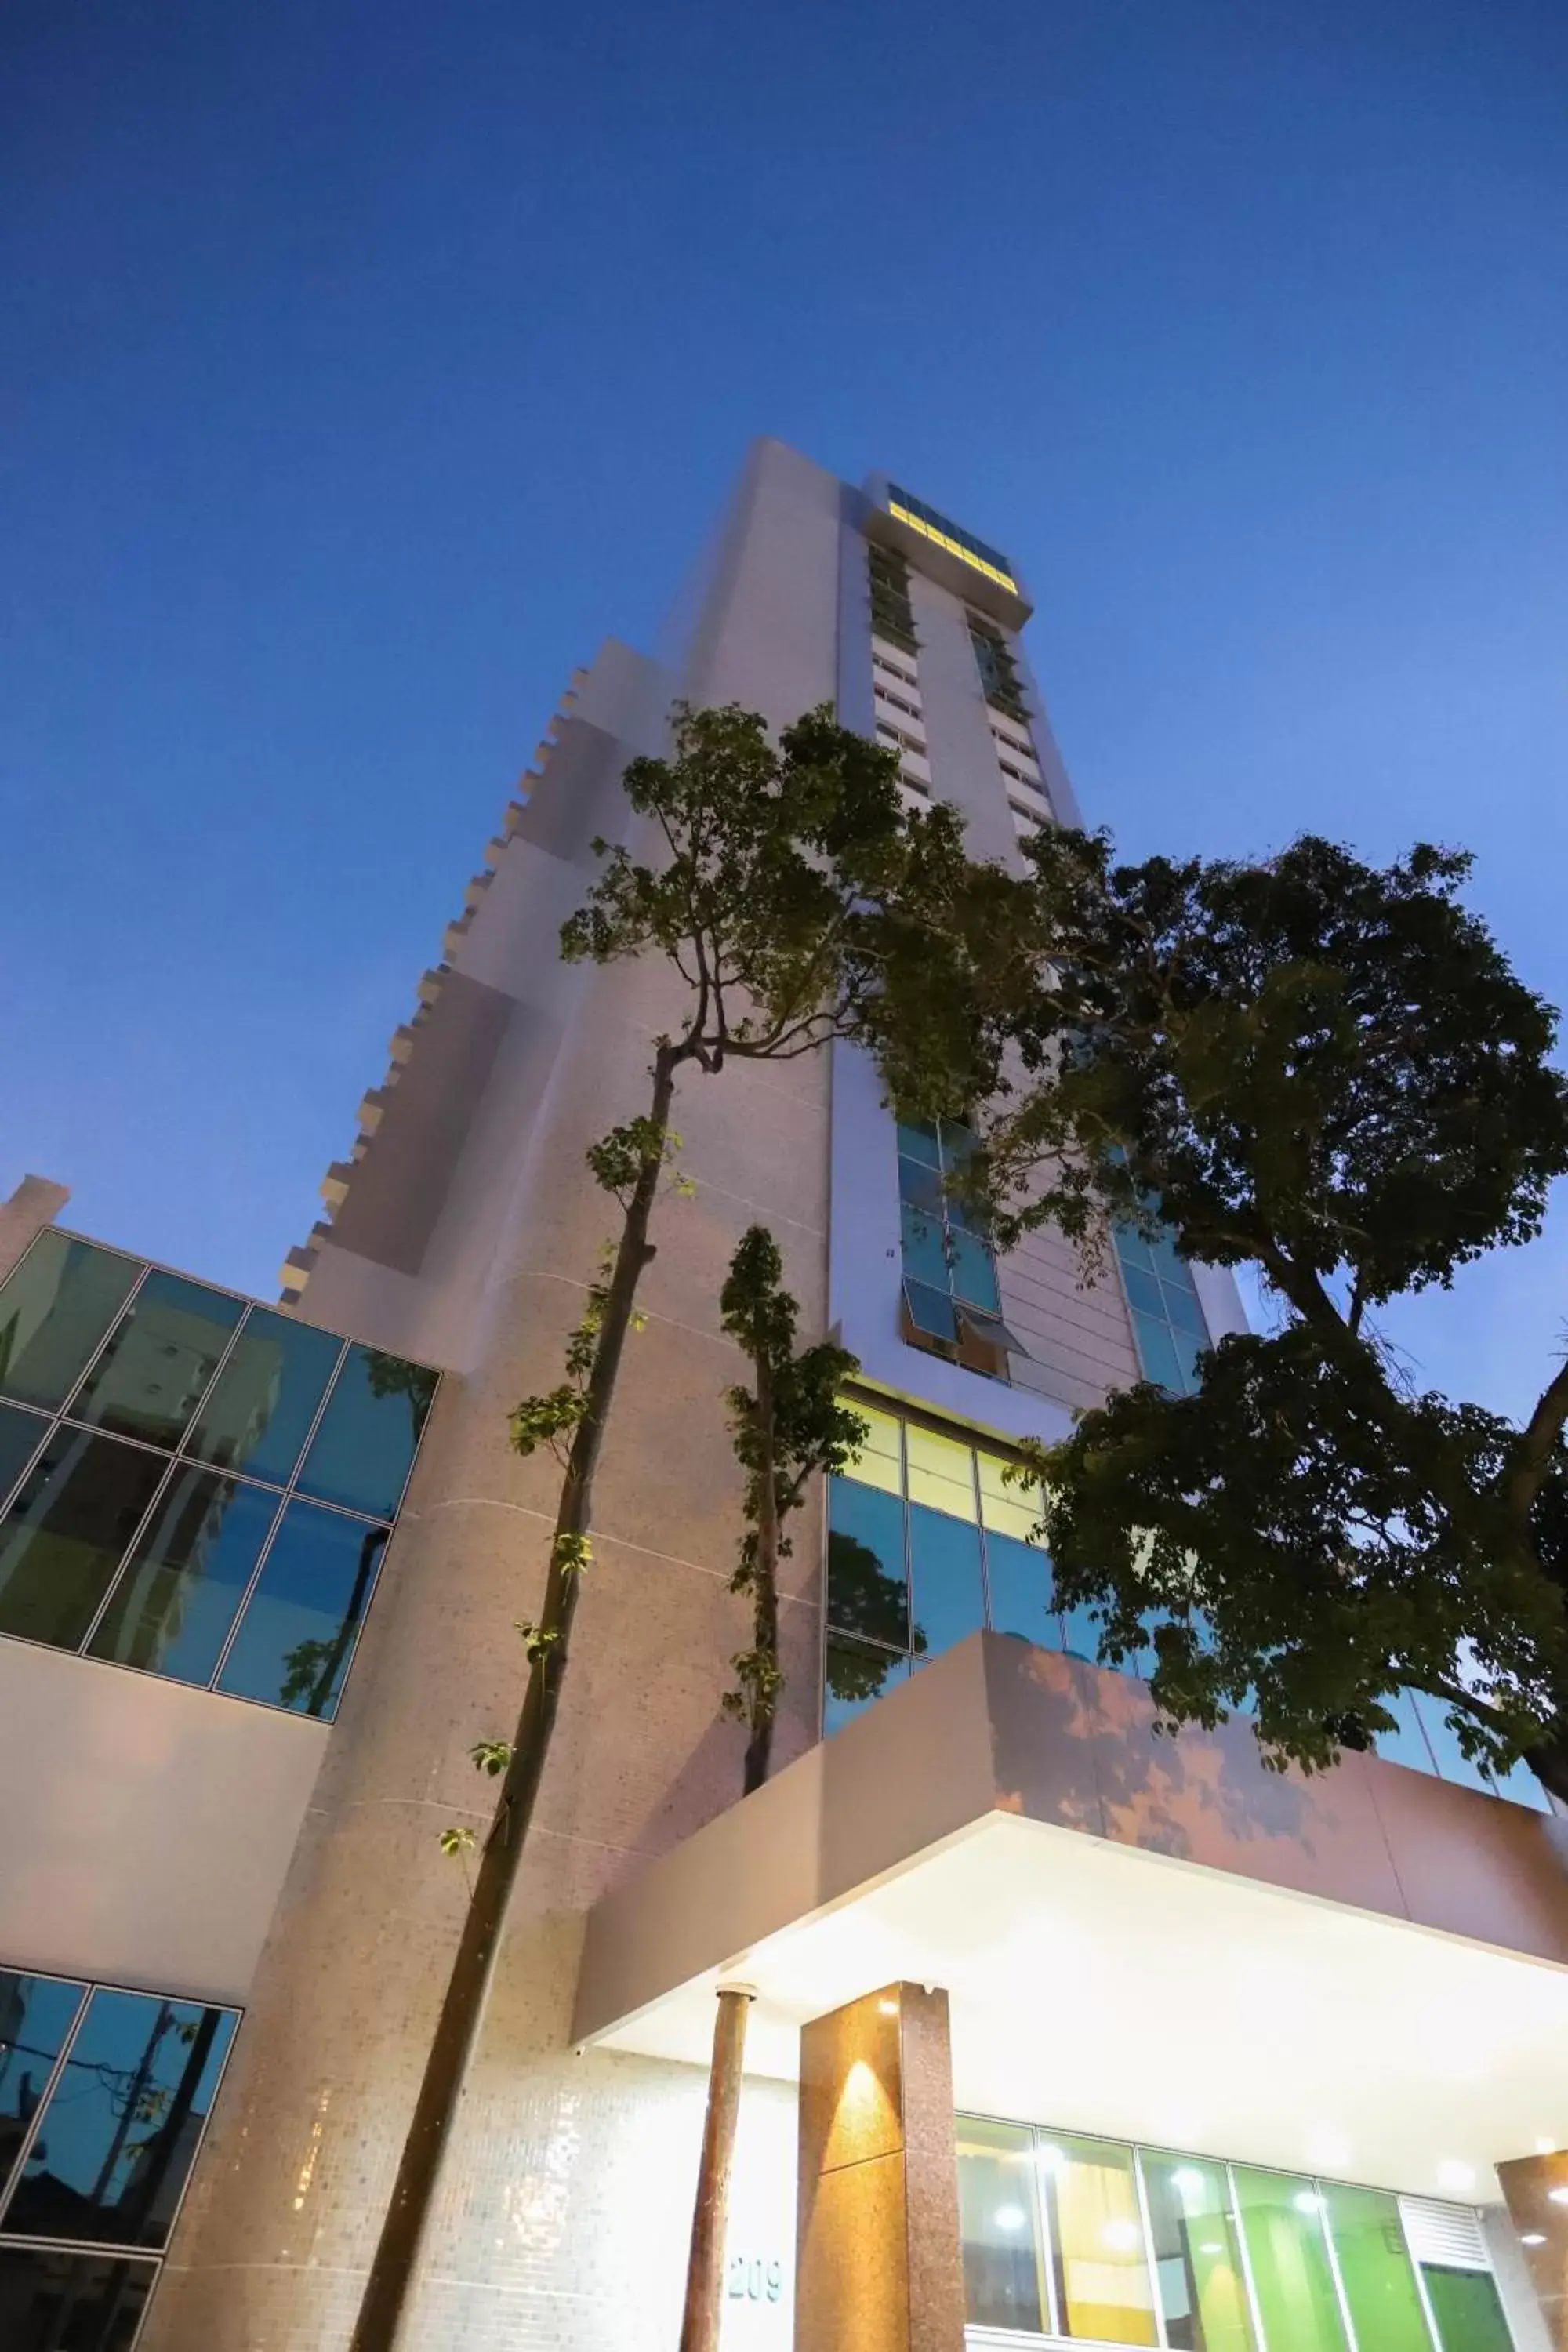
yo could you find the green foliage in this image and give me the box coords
[560,702,1040,1116]
[987,828,1568,1791]
[510,1244,620,1464]
[514,1618,561,1666]
[437,1826,476,1858]
[470,1740,514,1777]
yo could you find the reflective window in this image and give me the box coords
[0,1235,140,1416]
[897,1118,1009,1377]
[827,1478,909,1655]
[1142,2149,1256,2351]
[1323,2181,1432,2352]
[295,1344,436,1519]
[70,1273,242,1449]
[0,1974,85,2198]
[823,1635,910,1734]
[0,1234,437,1722]
[0,1406,49,1512]
[956,2116,1047,2333]
[908,1504,983,1660]
[1115,1221,1209,1397]
[0,2247,155,2352]
[2,1984,236,2249]
[0,1429,170,1651]
[1231,2169,1350,2352]
[183,1310,341,1486]
[1038,2131,1159,2345]
[216,1501,388,1717]
[87,1472,281,1686]
[1422,2265,1514,2352]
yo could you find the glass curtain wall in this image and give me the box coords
[0,1231,437,1721]
[956,2114,1517,2352]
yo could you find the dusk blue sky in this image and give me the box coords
[3,0,1565,1422]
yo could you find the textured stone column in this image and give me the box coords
[795,1983,964,2352]
[1497,2150,1568,2347]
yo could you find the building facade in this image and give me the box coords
[2,439,1568,2352]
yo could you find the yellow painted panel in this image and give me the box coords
[976,1452,1041,1542]
[841,1403,902,1496]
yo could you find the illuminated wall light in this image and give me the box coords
[1171,2169,1205,2201]
[1293,2192,1325,2216]
[877,1998,898,2016]
[1537,2136,1560,2155]
[1548,2186,1568,2207]
[1034,2145,1066,2174]
[1523,2232,1548,2246]
[993,2205,1026,2232]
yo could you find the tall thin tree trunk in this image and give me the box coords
[350,1043,682,2352]
[742,1348,779,1797]
[679,1985,754,2352]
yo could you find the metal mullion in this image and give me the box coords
[0,1975,90,2223]
[170,1300,256,1470]
[1227,2162,1271,2352]
[1029,2129,1062,2341]
[1314,2178,1361,2352]
[972,1439,993,1632]
[74,1448,193,1660]
[206,1339,349,1691]
[1131,2147,1171,2350]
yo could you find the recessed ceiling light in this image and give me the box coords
[1537,2138,1557,2157]
[1199,2241,1223,2256]
[1523,2233,1548,2247]
[994,2205,1025,2232]
[1548,2187,1568,2207]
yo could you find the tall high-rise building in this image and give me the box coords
[1,440,1566,2352]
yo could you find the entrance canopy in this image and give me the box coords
[574,1634,1568,2199]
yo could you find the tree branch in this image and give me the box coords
[1508,1353,1568,1535]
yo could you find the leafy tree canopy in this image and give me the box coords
[986,829,1568,1797]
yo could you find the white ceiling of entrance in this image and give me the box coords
[590,1813,1568,2201]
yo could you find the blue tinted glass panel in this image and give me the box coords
[898,1156,943,1215]
[0,1236,140,1415]
[938,1120,978,1173]
[1131,1313,1184,1392]
[827,1479,909,1652]
[985,1530,1059,1648]
[72,1273,241,1450]
[0,1429,169,1651]
[0,1973,84,2198]
[1411,1692,1500,1797]
[1061,1601,1104,1664]
[905,1281,958,1342]
[2,1987,235,2248]
[295,1345,436,1519]
[948,1231,1000,1313]
[908,1503,983,1659]
[1161,1276,1208,1338]
[896,1122,941,1169]
[217,1501,389,1717]
[183,1311,341,1486]
[0,1406,49,1511]
[1120,1263,1165,1319]
[1114,1226,1156,1272]
[1147,1227,1191,1282]
[1169,1326,1203,1392]
[0,2247,155,2352]
[87,1473,281,1686]
[825,1635,910,1734]
[1373,1688,1436,1774]
[1486,1754,1552,1813]
[900,1203,949,1290]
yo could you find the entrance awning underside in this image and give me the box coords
[574,1634,1568,2199]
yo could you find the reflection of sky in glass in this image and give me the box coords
[0,1974,84,2188]
[218,1502,387,1716]
[296,1343,435,1519]
[4,1988,236,2248]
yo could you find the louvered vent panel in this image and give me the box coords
[1399,2197,1491,2270]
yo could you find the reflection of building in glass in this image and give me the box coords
[2,441,1562,2352]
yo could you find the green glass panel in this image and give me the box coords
[0,1405,49,1510]
[294,1345,436,1520]
[1323,2183,1431,2352]
[1038,2131,1159,2344]
[949,1229,1000,1314]
[1141,2151,1256,2352]
[824,1634,910,1733]
[0,1234,140,1414]
[827,1479,909,1652]
[72,1272,242,1450]
[0,1428,169,1651]
[908,1501,983,1659]
[985,1529,1060,1649]
[87,1472,281,1686]
[956,2116,1047,2333]
[900,1201,949,1290]
[1232,2169,1351,2352]
[2,1986,236,2247]
[183,1310,341,1486]
[1421,2264,1514,2352]
[216,1501,388,1718]
[896,1120,941,1169]
[0,2248,156,2352]
[0,1972,85,2199]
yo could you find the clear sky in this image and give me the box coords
[3,0,1565,1422]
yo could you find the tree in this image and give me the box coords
[975,827,1568,1801]
[720,1224,869,1795]
[348,702,1038,2352]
